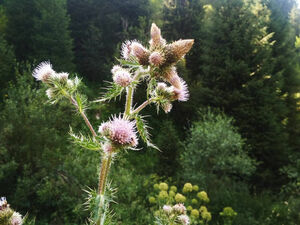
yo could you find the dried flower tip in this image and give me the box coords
[131,41,150,65]
[162,102,172,113]
[121,40,133,60]
[173,203,186,214]
[10,212,23,225]
[113,69,132,87]
[149,51,164,66]
[32,61,55,82]
[46,88,55,99]
[166,39,194,64]
[111,65,122,74]
[172,80,189,101]
[177,215,190,225]
[163,205,173,214]
[150,23,166,48]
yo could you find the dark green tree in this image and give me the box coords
[190,0,289,189]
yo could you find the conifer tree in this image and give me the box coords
[192,0,289,189]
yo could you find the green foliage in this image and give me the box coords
[181,109,256,184]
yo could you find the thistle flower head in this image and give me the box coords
[112,69,132,87]
[164,67,181,89]
[162,102,172,113]
[178,214,190,225]
[150,23,166,48]
[98,116,138,147]
[149,51,164,66]
[131,41,149,65]
[166,39,194,63]
[173,203,186,214]
[57,72,69,80]
[10,212,23,225]
[32,61,55,82]
[163,205,173,214]
[172,80,189,102]
[46,88,55,99]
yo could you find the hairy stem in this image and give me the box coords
[96,152,113,225]
[131,98,154,115]
[124,86,134,116]
[70,96,97,137]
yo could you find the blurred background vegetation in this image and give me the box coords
[0,0,300,224]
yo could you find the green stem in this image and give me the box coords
[131,98,154,115]
[95,152,113,225]
[70,96,97,137]
[124,86,133,116]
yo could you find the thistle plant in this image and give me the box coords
[32,23,194,224]
[0,197,23,225]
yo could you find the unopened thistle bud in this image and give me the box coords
[165,39,194,64]
[131,41,150,65]
[149,51,165,66]
[173,203,186,214]
[162,102,172,113]
[163,205,173,214]
[101,142,114,153]
[32,61,55,83]
[111,65,122,74]
[113,69,132,87]
[150,23,166,48]
[46,88,55,99]
[177,215,190,225]
[10,212,23,225]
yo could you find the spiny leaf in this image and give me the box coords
[135,115,160,151]
[94,82,124,102]
[69,128,101,151]
[116,58,140,67]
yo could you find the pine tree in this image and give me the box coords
[192,0,290,189]
[4,0,74,71]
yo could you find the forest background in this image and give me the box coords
[0,0,300,224]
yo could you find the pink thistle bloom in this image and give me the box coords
[172,79,189,102]
[32,61,55,82]
[113,69,132,87]
[10,212,23,225]
[109,116,138,147]
[163,205,173,214]
[173,203,186,214]
[98,116,138,147]
[0,197,7,210]
[156,82,168,92]
[149,51,164,66]
[177,215,190,225]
